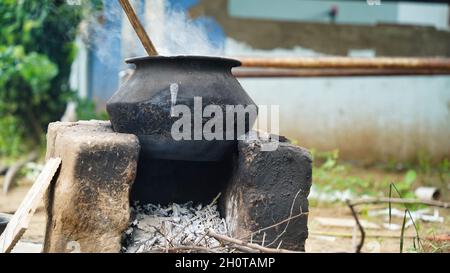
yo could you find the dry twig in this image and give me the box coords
[206,229,301,253]
[165,246,221,253]
[246,211,309,241]
[349,197,450,209]
[346,200,365,253]
[310,231,416,239]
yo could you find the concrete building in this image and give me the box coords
[71,0,450,163]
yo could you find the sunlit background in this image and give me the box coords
[0,0,449,253]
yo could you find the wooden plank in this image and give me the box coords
[0,157,61,253]
[314,217,380,230]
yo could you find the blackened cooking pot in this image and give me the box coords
[107,56,256,161]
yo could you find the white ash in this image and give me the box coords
[122,201,229,253]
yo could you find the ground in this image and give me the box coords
[0,181,46,238]
[1,164,449,253]
[306,206,449,253]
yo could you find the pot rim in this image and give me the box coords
[125,55,241,68]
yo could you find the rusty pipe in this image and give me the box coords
[232,67,450,78]
[235,57,450,70]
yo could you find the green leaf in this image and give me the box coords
[0,0,94,156]
[404,170,417,186]
[18,52,58,94]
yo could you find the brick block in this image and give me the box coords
[222,136,312,251]
[43,121,140,253]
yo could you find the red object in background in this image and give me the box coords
[329,5,338,22]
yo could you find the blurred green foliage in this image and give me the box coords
[75,97,109,121]
[312,149,418,198]
[0,0,101,158]
[0,116,23,158]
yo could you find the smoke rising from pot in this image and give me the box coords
[80,1,223,65]
[148,6,223,56]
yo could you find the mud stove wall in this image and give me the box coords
[43,120,311,253]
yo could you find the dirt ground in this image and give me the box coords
[307,206,449,253]
[0,182,47,245]
[1,178,448,253]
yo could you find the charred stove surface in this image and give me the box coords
[44,121,140,253]
[222,135,312,251]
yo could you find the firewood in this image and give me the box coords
[0,158,61,253]
[206,229,302,253]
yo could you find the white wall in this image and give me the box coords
[397,2,449,30]
[239,76,450,163]
[226,29,450,163]
[229,0,449,29]
[228,0,398,25]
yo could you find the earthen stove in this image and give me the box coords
[43,120,311,252]
[43,56,312,253]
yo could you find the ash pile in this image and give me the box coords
[122,200,230,253]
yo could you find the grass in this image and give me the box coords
[309,149,449,253]
[311,149,450,200]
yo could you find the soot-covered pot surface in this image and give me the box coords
[107,56,256,161]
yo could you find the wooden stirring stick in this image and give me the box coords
[119,0,158,56]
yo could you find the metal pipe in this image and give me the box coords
[415,187,441,201]
[232,67,450,78]
[235,57,450,70]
